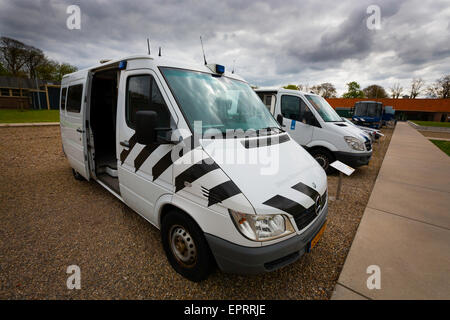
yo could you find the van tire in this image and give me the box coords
[72,169,85,181]
[310,149,335,174]
[161,209,214,282]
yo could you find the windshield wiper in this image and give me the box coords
[257,126,285,135]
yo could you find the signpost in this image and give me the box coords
[330,161,355,200]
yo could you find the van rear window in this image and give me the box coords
[66,84,83,113]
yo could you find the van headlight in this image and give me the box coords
[229,210,295,241]
[344,136,365,151]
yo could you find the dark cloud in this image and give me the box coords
[0,0,449,96]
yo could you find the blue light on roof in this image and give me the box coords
[216,64,225,74]
[118,60,127,70]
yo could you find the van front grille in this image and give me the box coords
[365,140,372,151]
[294,190,327,231]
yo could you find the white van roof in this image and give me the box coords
[62,54,245,82]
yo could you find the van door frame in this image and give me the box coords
[63,76,91,180]
[276,92,315,146]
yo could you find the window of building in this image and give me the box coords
[0,88,10,96]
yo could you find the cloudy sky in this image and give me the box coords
[1,0,449,96]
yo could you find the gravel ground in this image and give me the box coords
[0,126,392,299]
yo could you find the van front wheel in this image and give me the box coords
[310,149,334,174]
[161,209,214,282]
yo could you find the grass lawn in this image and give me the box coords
[412,120,450,128]
[430,139,450,156]
[0,109,59,123]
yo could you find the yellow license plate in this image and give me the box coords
[309,221,327,251]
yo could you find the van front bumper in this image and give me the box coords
[205,203,328,274]
[333,151,372,167]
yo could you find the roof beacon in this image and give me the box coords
[207,63,225,75]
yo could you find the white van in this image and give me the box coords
[60,55,328,281]
[255,88,372,173]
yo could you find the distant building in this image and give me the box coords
[328,98,450,122]
[0,76,61,110]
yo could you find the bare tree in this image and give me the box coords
[427,75,450,99]
[0,37,28,76]
[390,82,403,99]
[409,78,425,98]
[310,83,337,98]
[297,83,310,92]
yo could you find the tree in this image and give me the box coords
[24,45,45,78]
[363,84,388,99]
[36,59,77,81]
[56,63,77,81]
[0,36,77,81]
[390,82,403,99]
[0,37,28,76]
[342,81,364,98]
[283,84,299,90]
[0,62,10,76]
[409,78,424,98]
[427,75,450,99]
[297,83,310,92]
[310,83,337,98]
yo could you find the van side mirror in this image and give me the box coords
[303,112,320,127]
[136,110,174,145]
[136,111,157,145]
[276,114,284,126]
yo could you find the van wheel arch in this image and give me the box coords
[159,205,216,282]
[308,147,335,174]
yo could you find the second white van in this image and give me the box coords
[256,88,373,173]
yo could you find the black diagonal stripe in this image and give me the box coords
[151,136,195,180]
[120,134,137,164]
[207,180,241,207]
[151,150,173,181]
[134,144,159,172]
[174,159,219,192]
[263,195,307,217]
[291,181,320,201]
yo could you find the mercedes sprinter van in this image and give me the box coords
[60,55,328,281]
[256,88,372,173]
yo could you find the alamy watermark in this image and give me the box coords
[366,265,381,290]
[366,5,381,30]
[66,265,81,289]
[66,5,81,30]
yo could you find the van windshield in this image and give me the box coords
[305,95,342,122]
[368,104,381,117]
[160,67,280,135]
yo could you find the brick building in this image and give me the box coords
[327,98,450,122]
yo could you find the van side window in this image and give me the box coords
[126,75,170,129]
[281,95,310,122]
[60,87,67,110]
[66,84,83,113]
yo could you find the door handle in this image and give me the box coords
[120,140,130,148]
[76,128,84,133]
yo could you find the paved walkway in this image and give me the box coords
[332,122,450,300]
